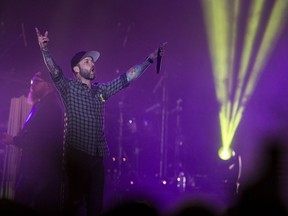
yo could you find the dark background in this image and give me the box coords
[1,0,288,212]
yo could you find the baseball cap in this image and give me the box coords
[70,50,100,71]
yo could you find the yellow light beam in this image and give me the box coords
[224,0,265,153]
[227,0,240,96]
[201,0,288,159]
[202,0,231,104]
[231,0,265,123]
[242,0,288,103]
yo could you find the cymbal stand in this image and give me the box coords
[159,75,169,180]
[117,101,124,179]
[173,99,186,192]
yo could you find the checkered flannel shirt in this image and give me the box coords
[51,71,129,156]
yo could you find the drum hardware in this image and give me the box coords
[116,101,124,180]
[144,103,161,113]
[176,171,187,192]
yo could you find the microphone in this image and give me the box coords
[156,48,162,74]
[156,42,167,74]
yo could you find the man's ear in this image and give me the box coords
[73,66,80,73]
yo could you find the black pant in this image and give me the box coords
[64,148,105,216]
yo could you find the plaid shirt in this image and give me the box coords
[51,72,129,156]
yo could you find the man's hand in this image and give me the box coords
[149,42,167,61]
[35,27,49,50]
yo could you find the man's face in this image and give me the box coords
[78,56,95,80]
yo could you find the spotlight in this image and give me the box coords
[201,0,288,157]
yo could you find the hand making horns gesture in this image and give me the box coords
[35,27,49,50]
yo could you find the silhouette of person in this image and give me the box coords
[1,71,64,215]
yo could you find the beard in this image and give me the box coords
[79,68,95,80]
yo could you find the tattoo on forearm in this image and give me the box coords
[126,60,151,82]
[42,49,60,75]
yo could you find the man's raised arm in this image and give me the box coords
[35,27,61,76]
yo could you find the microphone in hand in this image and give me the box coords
[156,42,167,74]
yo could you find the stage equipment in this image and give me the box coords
[156,42,168,74]
[0,95,31,199]
[201,0,288,159]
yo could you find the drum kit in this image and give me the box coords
[105,94,186,192]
